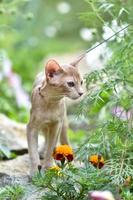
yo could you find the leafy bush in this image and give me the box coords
[0,185,25,200]
[32,163,113,200]
[32,145,132,199]
[77,0,133,198]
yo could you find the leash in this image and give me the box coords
[85,24,130,54]
[71,24,130,65]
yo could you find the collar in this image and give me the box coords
[38,87,44,98]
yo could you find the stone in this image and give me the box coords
[0,114,27,151]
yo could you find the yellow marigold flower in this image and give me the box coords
[89,154,104,169]
[49,166,62,176]
[53,145,74,162]
[124,176,132,186]
[49,166,61,171]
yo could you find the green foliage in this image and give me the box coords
[0,145,16,160]
[32,165,115,200]
[0,185,25,200]
[0,78,28,122]
[121,189,133,200]
[68,129,86,144]
[31,141,132,199]
[75,0,133,198]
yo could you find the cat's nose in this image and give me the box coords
[78,92,83,96]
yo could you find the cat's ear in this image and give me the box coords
[45,59,64,80]
[70,54,85,67]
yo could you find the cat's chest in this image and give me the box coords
[41,108,62,122]
[37,102,65,123]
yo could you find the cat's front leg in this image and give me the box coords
[42,122,61,169]
[27,124,41,176]
[60,116,69,145]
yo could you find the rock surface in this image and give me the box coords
[0,114,30,195]
[0,154,29,176]
[0,114,27,150]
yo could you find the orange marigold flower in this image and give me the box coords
[89,154,104,169]
[53,145,74,162]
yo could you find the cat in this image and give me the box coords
[27,57,84,176]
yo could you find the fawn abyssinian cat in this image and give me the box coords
[27,57,84,176]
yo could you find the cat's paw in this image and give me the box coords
[39,153,45,160]
[39,149,46,160]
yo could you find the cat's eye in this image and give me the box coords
[81,80,83,85]
[67,81,75,87]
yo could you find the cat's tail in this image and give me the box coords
[70,53,86,67]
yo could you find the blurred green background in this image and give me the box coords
[0,0,88,122]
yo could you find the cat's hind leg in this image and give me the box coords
[39,128,49,160]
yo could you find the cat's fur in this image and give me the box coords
[27,59,84,176]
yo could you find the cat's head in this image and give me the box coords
[44,59,84,100]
